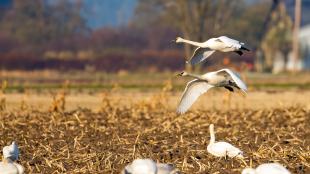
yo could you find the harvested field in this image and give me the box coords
[3,90,310,111]
[0,98,309,173]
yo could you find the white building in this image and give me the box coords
[273,25,310,73]
[298,24,310,70]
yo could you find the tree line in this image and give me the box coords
[0,0,294,72]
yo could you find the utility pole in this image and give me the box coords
[292,0,301,72]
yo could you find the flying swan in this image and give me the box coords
[0,141,24,174]
[176,68,247,114]
[207,124,244,159]
[174,36,250,65]
[242,163,291,174]
[122,158,179,174]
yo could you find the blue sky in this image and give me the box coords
[0,0,12,8]
[0,0,138,28]
[81,0,137,28]
[2,0,310,28]
[81,0,310,28]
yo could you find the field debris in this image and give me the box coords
[0,103,309,173]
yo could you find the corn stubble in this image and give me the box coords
[0,87,309,173]
[0,81,7,111]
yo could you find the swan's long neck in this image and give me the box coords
[186,73,205,80]
[179,38,205,47]
[209,124,215,144]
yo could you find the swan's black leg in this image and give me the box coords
[225,151,229,161]
[224,86,234,92]
[229,81,240,90]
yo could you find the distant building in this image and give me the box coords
[298,25,310,70]
[282,25,310,72]
[285,0,310,71]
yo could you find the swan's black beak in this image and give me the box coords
[175,73,181,77]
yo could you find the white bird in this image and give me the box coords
[207,124,244,159]
[176,68,247,114]
[0,159,24,174]
[175,36,250,65]
[0,141,24,174]
[122,158,179,174]
[3,142,19,161]
[242,163,291,174]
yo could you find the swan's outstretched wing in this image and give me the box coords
[219,36,244,45]
[218,36,243,50]
[187,47,215,65]
[177,80,213,114]
[217,69,247,93]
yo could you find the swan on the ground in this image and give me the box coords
[0,158,24,174]
[3,141,19,161]
[207,124,244,159]
[175,36,250,65]
[122,158,179,174]
[242,163,291,174]
[176,69,247,114]
[0,141,24,174]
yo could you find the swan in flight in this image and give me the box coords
[0,141,24,174]
[242,163,291,174]
[176,68,247,114]
[175,36,250,65]
[207,124,244,159]
[122,158,179,174]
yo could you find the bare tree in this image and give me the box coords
[258,0,280,43]
[260,0,292,72]
[255,0,280,72]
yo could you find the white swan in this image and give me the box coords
[0,158,24,174]
[242,163,291,174]
[207,124,244,159]
[3,142,19,161]
[122,158,178,174]
[175,36,250,65]
[176,68,247,114]
[0,141,24,174]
